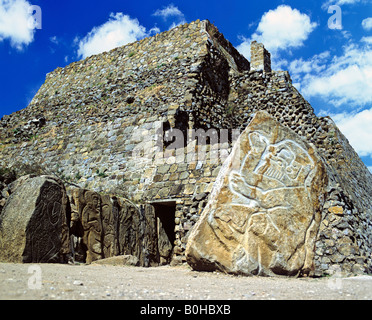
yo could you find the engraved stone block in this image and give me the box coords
[0,175,70,263]
[186,111,328,276]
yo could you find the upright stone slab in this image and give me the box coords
[101,194,117,259]
[0,175,70,263]
[115,199,159,267]
[75,189,105,263]
[157,217,173,265]
[114,198,141,259]
[69,188,118,263]
[186,111,328,276]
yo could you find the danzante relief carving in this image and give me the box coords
[0,176,70,263]
[23,180,67,263]
[69,188,164,266]
[186,111,328,276]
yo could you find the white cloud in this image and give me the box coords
[289,51,330,75]
[77,13,148,59]
[330,108,372,158]
[361,36,372,43]
[362,17,372,30]
[237,5,317,58]
[334,0,359,3]
[153,4,186,30]
[168,20,187,30]
[153,4,183,20]
[236,36,251,60]
[0,0,36,49]
[297,43,372,107]
[334,0,360,4]
[322,0,369,8]
[49,35,59,45]
[306,65,371,106]
[368,166,372,173]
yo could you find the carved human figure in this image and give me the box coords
[217,131,316,275]
[117,199,140,257]
[69,189,86,262]
[101,195,116,258]
[81,191,102,263]
[23,180,66,263]
[186,112,327,276]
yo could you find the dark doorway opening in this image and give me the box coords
[152,201,176,264]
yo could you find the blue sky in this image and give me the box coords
[0,0,371,170]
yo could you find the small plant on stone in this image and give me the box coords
[96,169,107,178]
[75,171,82,181]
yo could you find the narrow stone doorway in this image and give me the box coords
[151,201,176,265]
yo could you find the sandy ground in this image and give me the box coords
[0,262,371,300]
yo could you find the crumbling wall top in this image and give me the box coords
[250,40,271,73]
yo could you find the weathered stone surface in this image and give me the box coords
[114,198,159,267]
[0,169,17,214]
[157,217,173,265]
[68,189,160,266]
[91,254,140,266]
[186,111,328,276]
[328,206,343,215]
[250,41,271,73]
[140,204,159,266]
[0,175,70,263]
[101,194,116,259]
[70,189,105,263]
[122,254,140,266]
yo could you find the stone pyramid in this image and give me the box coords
[0,20,371,276]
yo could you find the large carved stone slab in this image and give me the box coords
[186,111,328,276]
[115,199,159,267]
[101,194,117,259]
[0,175,70,263]
[69,188,119,264]
[69,189,103,263]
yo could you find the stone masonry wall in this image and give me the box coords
[0,20,244,264]
[0,20,371,274]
